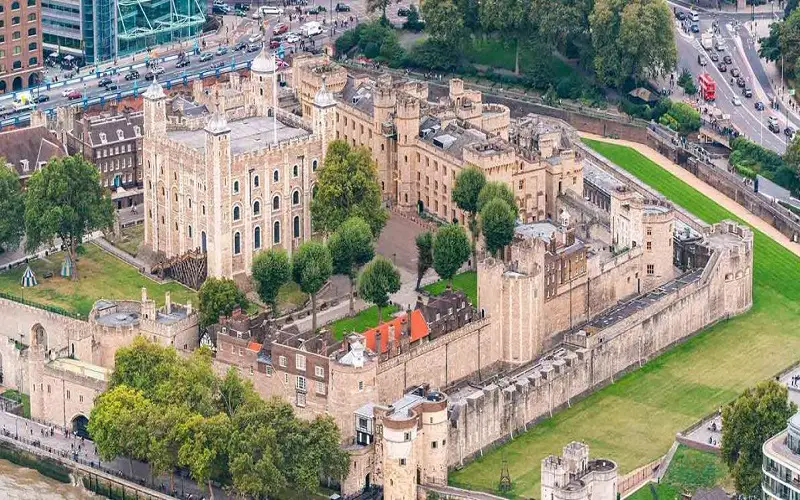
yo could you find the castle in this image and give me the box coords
[0,55,755,500]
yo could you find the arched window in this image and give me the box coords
[174,191,178,202]
[202,204,206,215]
[312,159,318,171]
[12,17,20,26]
[233,232,241,255]
[292,190,300,205]
[253,175,260,187]
[233,180,239,194]
[272,195,280,210]
[161,186,165,196]
[293,216,300,238]
[201,232,207,252]
[273,221,281,244]
[233,205,241,221]
[273,169,279,183]
[312,185,318,199]
[188,198,192,209]
[253,200,261,215]
[188,225,193,238]
[254,227,261,249]
[292,164,299,177]
[27,27,36,37]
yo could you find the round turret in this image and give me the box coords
[420,391,449,485]
[251,47,276,74]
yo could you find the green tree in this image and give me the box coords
[357,255,401,324]
[477,181,518,216]
[676,68,698,95]
[415,231,434,290]
[111,336,179,395]
[590,0,677,88]
[217,367,253,417]
[433,224,471,285]
[305,415,350,486]
[759,20,783,63]
[0,163,24,252]
[422,0,466,48]
[366,0,391,20]
[779,9,800,78]
[179,413,231,499]
[659,101,701,136]
[452,166,486,270]
[311,140,388,237]
[722,380,797,496]
[479,0,532,75]
[292,241,333,332]
[198,277,249,328]
[328,216,375,315]
[480,198,516,257]
[23,155,114,280]
[251,248,291,315]
[148,404,191,492]
[228,423,285,498]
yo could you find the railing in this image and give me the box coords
[0,291,83,320]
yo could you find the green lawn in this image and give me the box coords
[423,271,478,306]
[627,445,731,500]
[449,140,800,497]
[111,224,144,257]
[465,39,575,79]
[0,243,197,318]
[276,282,308,312]
[1,390,31,419]
[327,304,401,340]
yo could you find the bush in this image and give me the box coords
[728,136,800,193]
[556,75,583,99]
[402,5,425,32]
[363,41,380,59]
[406,39,463,71]
[335,28,360,55]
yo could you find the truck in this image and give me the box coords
[301,21,323,37]
[699,72,716,101]
[701,32,713,51]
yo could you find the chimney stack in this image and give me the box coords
[375,330,382,355]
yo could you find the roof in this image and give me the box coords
[74,112,143,147]
[251,47,276,73]
[628,87,658,103]
[0,125,66,177]
[247,341,263,352]
[420,122,487,161]
[166,115,310,154]
[341,78,375,116]
[363,310,429,354]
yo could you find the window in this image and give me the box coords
[296,375,307,392]
[253,175,260,187]
[273,169,279,182]
[233,180,239,193]
[315,365,324,378]
[647,264,654,276]
[254,226,261,249]
[233,232,241,255]
[312,159,318,171]
[292,190,300,205]
[646,241,652,250]
[646,227,652,236]
[202,204,206,215]
[358,381,364,392]
[28,0,36,6]
[27,13,35,21]
[188,225,193,238]
[431,441,438,449]
[316,381,326,395]
[266,366,273,376]
[279,355,287,367]
[249,366,254,375]
[293,216,300,239]
[66,390,70,400]
[27,28,36,37]
[79,395,84,403]
[12,32,20,40]
[292,164,299,177]
[296,354,306,371]
[399,459,406,466]
[284,373,289,383]
[12,45,21,55]
[272,195,280,210]
[404,432,411,441]
[233,205,241,221]
[296,392,306,407]
[12,60,21,69]
[12,17,20,26]
[273,221,281,244]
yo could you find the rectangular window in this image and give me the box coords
[647,264,655,275]
[266,366,273,376]
[315,365,324,378]
[296,354,306,371]
[79,395,84,403]
[66,390,70,400]
[404,432,411,441]
[316,381,326,395]
[358,417,368,429]
[249,366,254,375]
[296,392,306,407]
[296,376,307,392]
[646,227,652,236]
[399,459,406,466]
[432,441,437,449]
[279,355,287,367]
[358,381,364,391]
[284,373,289,383]
[646,241,652,250]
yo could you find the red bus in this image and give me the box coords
[699,73,716,101]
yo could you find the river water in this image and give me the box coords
[0,460,98,499]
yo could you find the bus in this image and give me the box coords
[699,73,716,101]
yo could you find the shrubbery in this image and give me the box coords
[729,136,800,193]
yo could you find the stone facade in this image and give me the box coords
[542,442,617,500]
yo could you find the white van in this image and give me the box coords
[260,6,284,16]
[302,21,323,37]
[248,33,263,44]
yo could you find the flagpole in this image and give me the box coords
[273,51,278,145]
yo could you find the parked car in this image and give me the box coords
[723,55,732,65]
[742,87,753,98]
[125,70,139,80]
[676,10,686,21]
[66,90,82,100]
[785,127,796,138]
[216,46,229,56]
[246,43,261,52]
[755,101,765,111]
[335,2,351,11]
[97,77,113,87]
[200,52,214,62]
[397,6,410,16]
[234,41,247,51]
[691,24,700,33]
[691,12,699,22]
[730,67,740,77]
[32,94,49,103]
[710,53,719,62]
[273,23,288,35]
[305,5,325,14]
[286,33,301,43]
[717,62,727,72]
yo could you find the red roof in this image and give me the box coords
[247,342,262,352]
[363,310,429,354]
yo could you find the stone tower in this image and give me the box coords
[419,393,449,486]
[312,76,337,155]
[142,78,166,249]
[372,75,396,195]
[328,337,378,443]
[395,94,420,209]
[379,413,418,500]
[204,112,232,278]
[249,47,276,115]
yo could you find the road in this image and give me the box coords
[669,2,795,153]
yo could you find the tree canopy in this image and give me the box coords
[0,163,24,252]
[480,198,516,257]
[721,380,797,496]
[198,277,249,328]
[415,231,434,290]
[251,248,292,314]
[357,255,401,324]
[328,216,375,315]
[477,181,517,216]
[292,241,333,332]
[24,155,114,279]
[433,224,471,284]
[311,140,388,237]
[452,166,486,269]
[90,338,349,498]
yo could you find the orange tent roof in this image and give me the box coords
[247,341,263,352]
[363,310,429,354]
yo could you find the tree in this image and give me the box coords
[111,336,179,396]
[251,248,291,315]
[198,277,249,328]
[480,198,516,257]
[328,216,375,315]
[179,413,231,499]
[659,101,701,136]
[292,241,333,332]
[422,0,466,48]
[0,163,24,252]
[228,423,285,498]
[479,0,532,75]
[217,367,253,417]
[721,380,797,496]
[415,231,434,290]
[778,9,800,78]
[477,181,518,216]
[403,4,425,31]
[357,256,401,324]
[24,155,114,280]
[758,20,783,63]
[452,166,486,270]
[677,68,698,95]
[311,140,388,237]
[589,0,677,88]
[366,0,391,20]
[433,224,471,285]
[148,404,190,492]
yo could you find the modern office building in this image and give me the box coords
[41,0,205,65]
[762,412,800,500]
[0,0,44,93]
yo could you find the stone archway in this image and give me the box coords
[12,77,22,92]
[71,414,90,439]
[30,323,47,351]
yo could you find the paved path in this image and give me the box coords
[92,238,152,275]
[580,133,800,258]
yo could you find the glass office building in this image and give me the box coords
[116,0,206,57]
[763,413,800,500]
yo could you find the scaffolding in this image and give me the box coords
[116,0,206,57]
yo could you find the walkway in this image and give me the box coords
[92,238,152,275]
[580,132,800,258]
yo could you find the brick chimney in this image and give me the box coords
[374,330,382,355]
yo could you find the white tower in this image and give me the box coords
[250,47,276,115]
[312,76,336,153]
[143,78,166,248]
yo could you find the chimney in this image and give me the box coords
[403,309,412,338]
[374,330,382,355]
[165,291,172,314]
[415,295,425,310]
[387,328,395,357]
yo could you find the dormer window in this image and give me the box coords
[20,159,29,172]
[99,132,107,143]
[116,129,124,140]
[133,125,141,136]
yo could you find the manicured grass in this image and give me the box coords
[449,140,800,497]
[327,304,401,340]
[0,243,197,318]
[465,39,575,79]
[1,389,31,419]
[276,282,308,312]
[424,271,478,306]
[111,224,144,257]
[627,445,731,500]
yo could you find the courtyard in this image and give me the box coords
[448,140,800,496]
[0,244,197,318]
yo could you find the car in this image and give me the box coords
[768,115,780,133]
[200,52,214,62]
[742,87,753,98]
[785,127,796,138]
[213,4,231,14]
[61,87,76,97]
[305,5,325,14]
[723,55,732,65]
[698,55,707,66]
[273,23,288,35]
[269,39,281,49]
[211,61,225,69]
[260,6,284,15]
[153,66,165,75]
[251,10,261,19]
[105,82,118,91]
[717,62,727,72]
[32,94,49,103]
[97,77,113,87]
[691,24,700,33]
[732,96,742,106]
[248,33,262,43]
[234,41,247,51]
[125,70,139,80]
[710,53,719,62]
[398,6,410,16]
[336,2,350,11]
[176,58,190,68]
[145,71,156,81]
[736,77,746,87]
[216,46,229,56]
[716,42,726,51]
[755,101,765,111]
[691,12,700,22]
[730,68,740,77]
[676,10,686,21]
[286,33,301,43]
[66,90,82,100]
[246,43,261,52]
